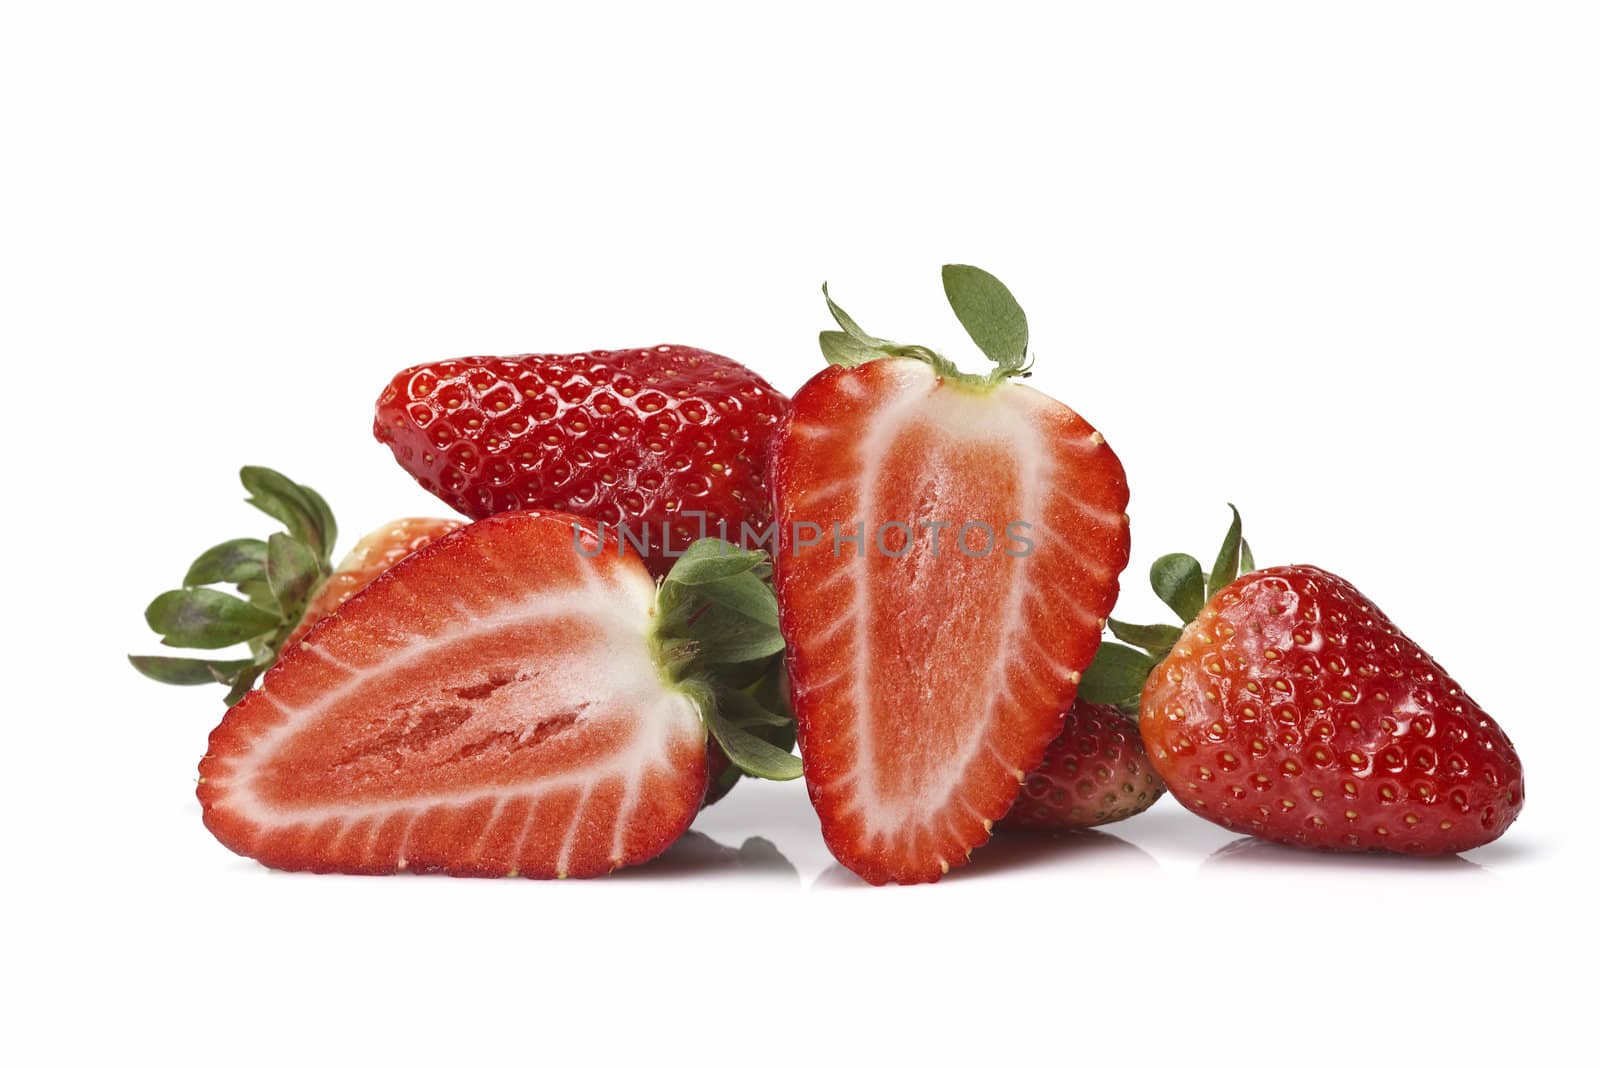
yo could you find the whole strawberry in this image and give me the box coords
[373,346,789,577]
[1090,508,1524,854]
[130,466,461,704]
[1001,702,1165,831]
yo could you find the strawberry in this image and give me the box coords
[285,516,464,645]
[773,266,1131,884]
[198,513,801,877]
[1000,702,1165,831]
[131,467,787,811]
[1088,507,1525,854]
[131,467,461,704]
[372,346,789,578]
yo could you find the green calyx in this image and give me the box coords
[129,466,338,705]
[1080,505,1259,716]
[652,539,802,783]
[819,264,1035,391]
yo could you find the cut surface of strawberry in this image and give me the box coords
[773,268,1130,884]
[199,512,798,878]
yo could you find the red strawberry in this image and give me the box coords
[285,516,463,645]
[197,512,801,877]
[773,266,1131,884]
[372,346,789,578]
[131,469,788,812]
[1092,507,1524,854]
[131,467,461,705]
[1001,702,1165,831]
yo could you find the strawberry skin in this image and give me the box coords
[1140,565,1524,853]
[1002,702,1165,830]
[775,358,1130,884]
[198,512,710,878]
[373,346,789,576]
[285,517,463,645]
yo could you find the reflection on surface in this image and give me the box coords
[955,828,1158,878]
[813,828,1157,888]
[620,830,799,883]
[1202,835,1485,874]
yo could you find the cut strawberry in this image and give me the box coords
[197,512,799,877]
[773,267,1131,884]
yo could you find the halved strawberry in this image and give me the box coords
[198,513,800,877]
[773,266,1131,884]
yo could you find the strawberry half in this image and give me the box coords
[372,346,789,578]
[773,266,1131,884]
[198,514,800,877]
[1089,507,1525,854]
[131,468,788,813]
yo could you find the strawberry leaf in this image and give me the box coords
[240,466,333,563]
[696,683,803,781]
[266,532,321,617]
[1151,553,1206,623]
[819,329,882,368]
[658,539,785,660]
[184,538,268,587]
[822,282,883,345]
[1078,641,1157,715]
[128,654,256,686]
[1207,504,1243,600]
[236,577,278,612]
[698,572,780,628]
[686,607,787,664]
[667,538,767,585]
[298,483,339,559]
[145,588,282,650]
[941,264,1028,371]
[1107,618,1183,659]
[1240,538,1256,574]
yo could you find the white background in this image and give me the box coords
[5,2,1597,1064]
